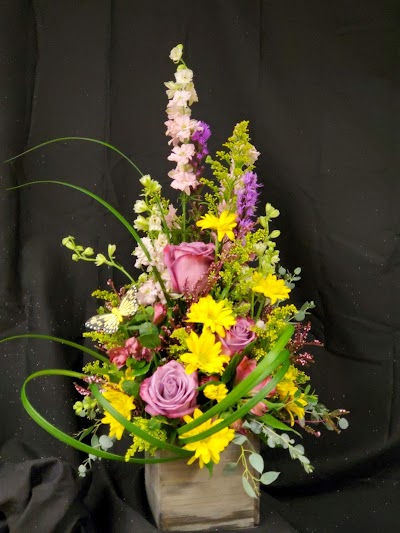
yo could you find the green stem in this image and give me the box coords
[181,194,187,240]
[154,195,172,243]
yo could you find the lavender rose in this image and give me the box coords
[140,360,198,418]
[218,317,256,356]
[163,242,215,293]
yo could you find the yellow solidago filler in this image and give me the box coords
[180,408,235,468]
[125,417,167,460]
[252,273,291,305]
[181,329,230,375]
[203,383,228,402]
[196,210,237,241]
[101,387,135,440]
[186,295,236,337]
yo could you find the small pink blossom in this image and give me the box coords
[153,303,166,325]
[108,346,129,369]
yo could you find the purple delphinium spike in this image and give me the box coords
[236,171,262,232]
[191,121,211,177]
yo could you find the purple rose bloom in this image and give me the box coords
[140,360,198,418]
[218,318,256,356]
[163,242,215,293]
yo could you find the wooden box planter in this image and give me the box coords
[145,441,260,532]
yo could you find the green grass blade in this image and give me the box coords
[21,369,185,464]
[176,324,294,436]
[6,180,171,303]
[3,136,144,177]
[0,333,108,363]
[179,351,290,444]
[90,384,193,458]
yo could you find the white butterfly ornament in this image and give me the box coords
[85,287,138,334]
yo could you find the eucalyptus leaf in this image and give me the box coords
[223,462,238,475]
[232,434,247,445]
[99,435,114,450]
[242,476,257,498]
[249,453,264,474]
[338,417,349,430]
[260,471,280,485]
[294,311,305,321]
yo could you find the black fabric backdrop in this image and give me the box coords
[0,1,399,532]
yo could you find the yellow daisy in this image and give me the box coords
[252,273,291,304]
[101,387,135,440]
[196,210,237,241]
[186,295,236,337]
[180,408,235,468]
[203,383,229,402]
[181,329,230,375]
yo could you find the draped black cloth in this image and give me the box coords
[0,1,398,532]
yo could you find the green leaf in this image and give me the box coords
[77,425,96,442]
[257,413,301,436]
[260,471,280,485]
[338,417,349,430]
[249,453,264,474]
[138,333,161,349]
[138,322,158,336]
[294,311,305,321]
[242,476,257,498]
[221,352,242,384]
[121,380,140,397]
[130,362,151,377]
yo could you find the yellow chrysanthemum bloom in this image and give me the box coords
[186,295,236,337]
[252,273,291,305]
[196,210,237,241]
[276,367,307,426]
[180,408,235,468]
[203,383,229,402]
[285,395,308,426]
[181,329,230,375]
[101,387,135,440]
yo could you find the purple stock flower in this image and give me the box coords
[236,172,262,231]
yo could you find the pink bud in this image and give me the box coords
[153,303,167,325]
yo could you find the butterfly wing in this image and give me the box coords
[85,313,119,334]
[118,287,138,317]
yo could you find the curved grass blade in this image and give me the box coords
[178,352,289,444]
[0,333,108,363]
[21,369,186,464]
[90,384,193,458]
[6,180,171,304]
[176,324,294,436]
[3,136,144,177]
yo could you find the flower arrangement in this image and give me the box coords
[2,44,348,500]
